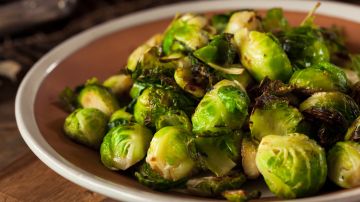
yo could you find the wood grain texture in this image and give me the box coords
[0,152,109,202]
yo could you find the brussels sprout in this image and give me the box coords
[241,136,260,179]
[146,126,196,181]
[162,13,209,55]
[77,81,119,116]
[300,92,359,147]
[59,86,77,112]
[320,26,349,65]
[289,62,349,94]
[192,80,250,136]
[100,123,152,170]
[195,133,241,176]
[131,47,177,82]
[108,109,134,129]
[211,12,232,34]
[186,172,246,197]
[193,33,246,75]
[64,108,108,149]
[222,190,261,202]
[256,134,327,199]
[279,26,330,69]
[262,8,289,32]
[300,92,359,125]
[345,116,360,142]
[224,11,261,34]
[235,30,293,82]
[155,110,192,131]
[250,95,305,141]
[127,33,163,72]
[327,141,360,188]
[135,162,186,190]
[174,57,206,98]
[103,74,133,97]
[134,86,195,128]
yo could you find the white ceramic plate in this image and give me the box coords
[15,1,360,201]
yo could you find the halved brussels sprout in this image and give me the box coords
[146,126,196,181]
[134,86,195,128]
[279,26,330,69]
[155,110,192,131]
[256,133,327,199]
[250,95,305,141]
[262,8,289,32]
[192,80,250,136]
[241,136,260,179]
[289,62,348,94]
[103,74,133,97]
[327,141,360,188]
[224,11,261,34]
[131,47,177,82]
[345,116,360,142]
[127,33,163,72]
[186,172,246,197]
[64,108,108,149]
[77,80,119,116]
[162,13,209,55]
[100,123,152,170]
[235,30,293,82]
[194,34,236,66]
[222,189,261,202]
[174,57,207,98]
[195,133,241,176]
[108,108,134,129]
[135,162,186,190]
[300,92,359,147]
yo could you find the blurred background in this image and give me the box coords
[0,0,358,201]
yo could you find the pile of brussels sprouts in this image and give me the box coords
[60,6,360,201]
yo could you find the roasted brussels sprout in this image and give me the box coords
[174,57,207,98]
[100,123,152,170]
[195,133,241,176]
[224,11,261,34]
[135,162,186,190]
[320,26,349,65]
[262,8,289,32]
[345,116,360,142]
[77,79,119,116]
[222,190,261,202]
[162,13,209,55]
[192,80,250,136]
[103,74,133,97]
[327,141,360,188]
[289,62,349,94]
[250,95,305,141]
[131,47,178,82]
[127,33,163,72]
[146,126,196,181]
[256,134,327,199]
[108,108,134,129]
[211,12,232,34]
[64,108,108,149]
[186,172,246,197]
[155,110,192,131]
[134,86,195,128]
[235,30,293,82]
[241,136,260,179]
[193,33,247,76]
[278,26,330,69]
[300,92,360,147]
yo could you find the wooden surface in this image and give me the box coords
[0,88,114,201]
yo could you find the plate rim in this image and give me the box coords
[15,0,360,201]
